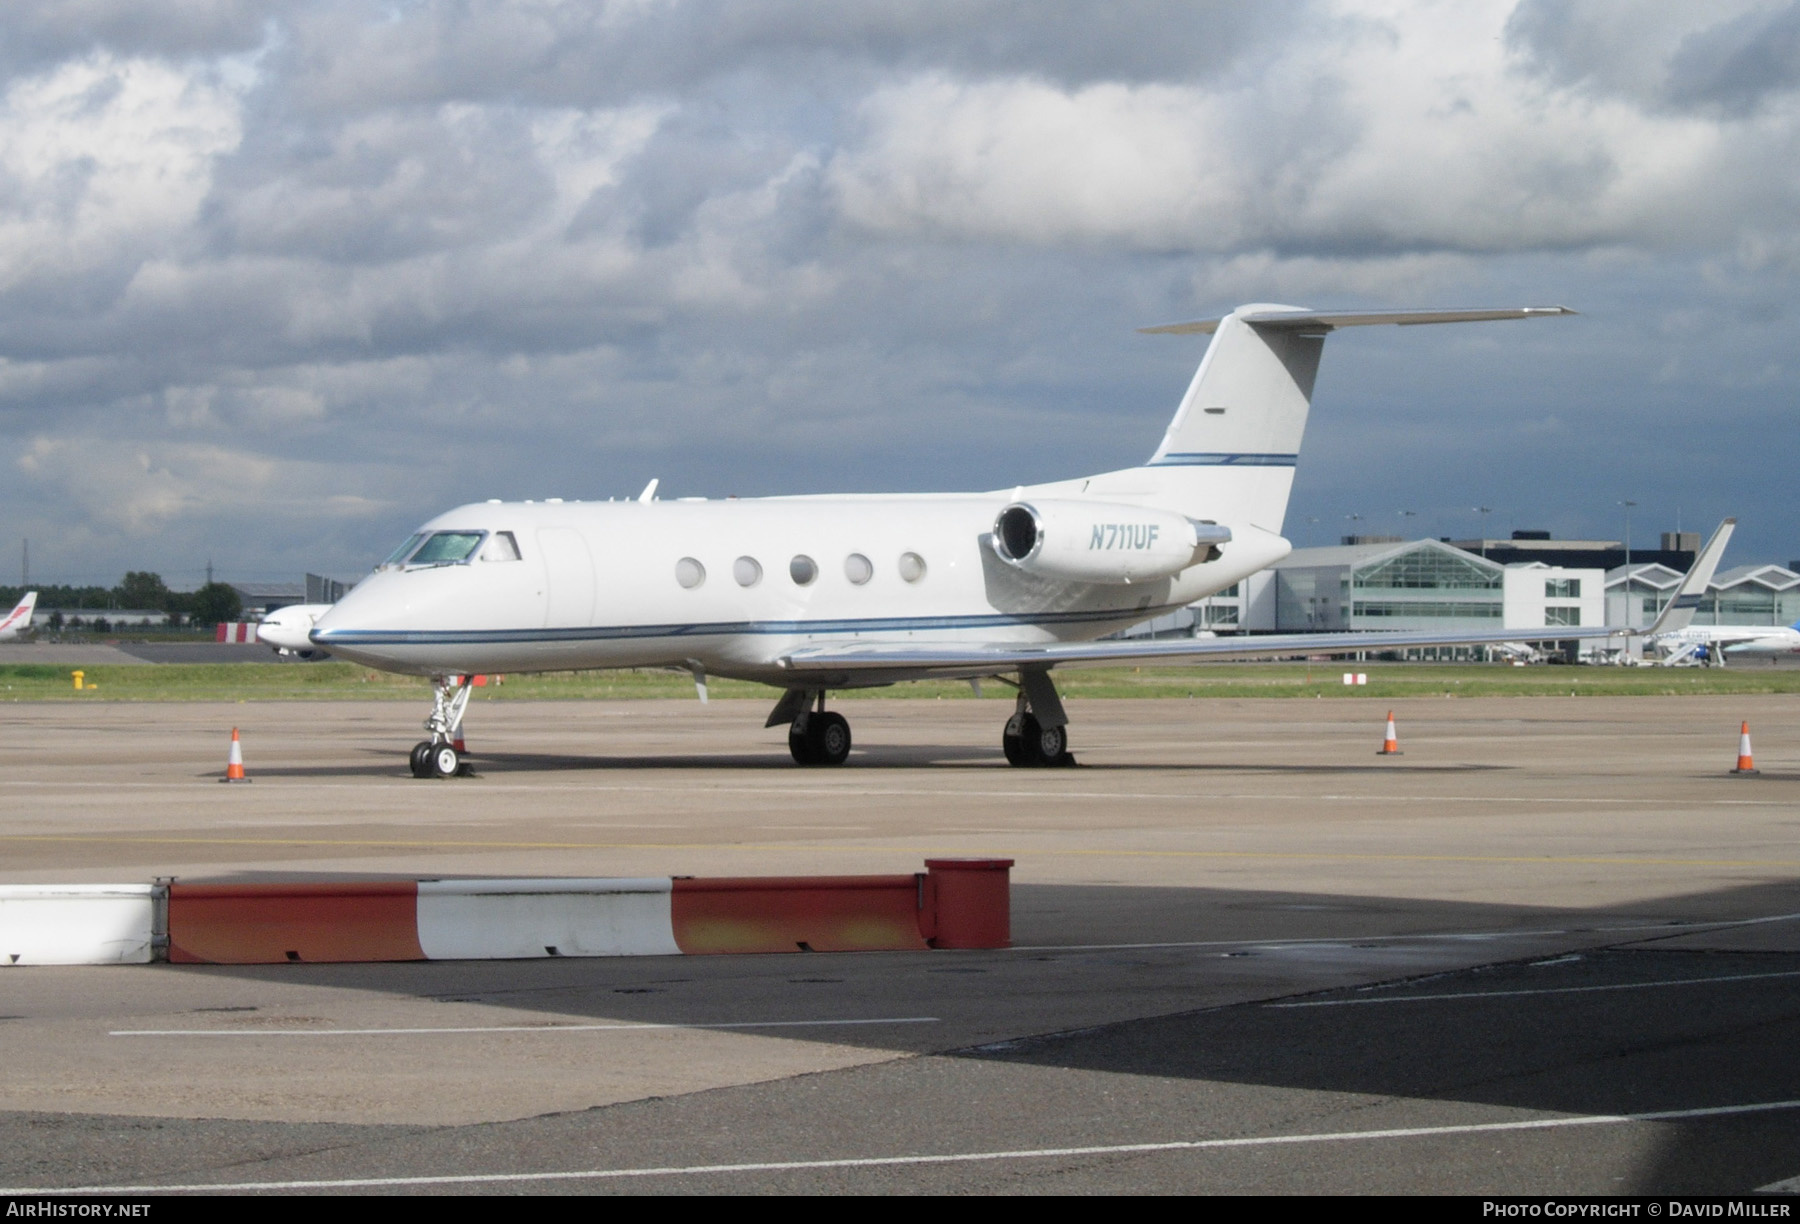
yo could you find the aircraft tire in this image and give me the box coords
[811,712,851,765]
[1004,714,1070,767]
[409,741,435,778]
[1002,714,1029,766]
[788,718,819,765]
[429,743,461,779]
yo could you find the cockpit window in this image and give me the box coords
[408,532,485,565]
[482,531,522,562]
[379,533,425,569]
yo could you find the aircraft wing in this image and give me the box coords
[779,623,1631,681]
[782,515,1735,681]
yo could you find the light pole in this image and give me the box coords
[1618,499,1638,630]
[1474,507,1494,558]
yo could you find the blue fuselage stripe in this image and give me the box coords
[314,606,1180,648]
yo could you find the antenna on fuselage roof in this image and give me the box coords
[638,478,659,503]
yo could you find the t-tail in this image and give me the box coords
[1095,305,1576,533]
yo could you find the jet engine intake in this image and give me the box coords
[990,500,1230,584]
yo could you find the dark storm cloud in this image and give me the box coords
[272,1,1302,114]
[0,0,275,75]
[1506,0,1800,117]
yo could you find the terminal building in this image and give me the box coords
[1128,532,1700,659]
[1606,561,1800,629]
[1130,527,1799,658]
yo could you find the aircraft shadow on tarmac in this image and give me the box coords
[164,874,1800,1193]
[231,747,1517,777]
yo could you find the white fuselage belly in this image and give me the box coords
[313,491,1285,684]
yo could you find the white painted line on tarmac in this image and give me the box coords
[1013,912,1800,954]
[1268,968,1800,1008]
[12,1098,1800,1195]
[109,1015,939,1038]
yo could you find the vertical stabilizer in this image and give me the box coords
[1644,519,1734,637]
[0,590,36,639]
[1143,304,1323,532]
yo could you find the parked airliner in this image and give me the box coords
[0,592,36,641]
[1650,619,1800,665]
[310,304,1721,777]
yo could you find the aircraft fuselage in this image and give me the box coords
[313,491,1287,684]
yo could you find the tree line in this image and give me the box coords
[0,573,242,629]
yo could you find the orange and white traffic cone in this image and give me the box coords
[1377,710,1402,756]
[1731,721,1760,776]
[220,727,250,783]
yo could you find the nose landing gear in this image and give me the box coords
[409,676,474,778]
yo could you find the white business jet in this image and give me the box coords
[0,592,37,641]
[311,303,1716,778]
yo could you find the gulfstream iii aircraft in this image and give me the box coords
[314,303,1699,777]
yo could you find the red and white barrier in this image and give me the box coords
[159,860,1012,965]
[215,622,259,643]
[0,885,158,965]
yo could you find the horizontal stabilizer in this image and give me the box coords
[1139,306,1576,336]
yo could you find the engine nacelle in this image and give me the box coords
[990,500,1230,584]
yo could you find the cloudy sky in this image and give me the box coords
[3,0,1798,588]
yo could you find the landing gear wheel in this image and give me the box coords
[789,717,819,765]
[789,711,851,765]
[1002,713,1071,767]
[410,740,435,778]
[1033,720,1069,766]
[811,711,851,765]
[1002,714,1029,766]
[428,743,460,778]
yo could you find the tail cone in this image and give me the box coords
[1378,711,1402,756]
[221,727,250,783]
[1732,721,1760,776]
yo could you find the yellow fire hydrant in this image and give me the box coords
[72,670,85,690]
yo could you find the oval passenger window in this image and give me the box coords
[734,556,763,587]
[898,552,926,583]
[845,553,873,585]
[675,557,705,589]
[790,555,817,585]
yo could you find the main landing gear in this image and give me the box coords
[409,675,474,779]
[772,689,852,766]
[767,670,1073,768]
[1001,668,1075,768]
